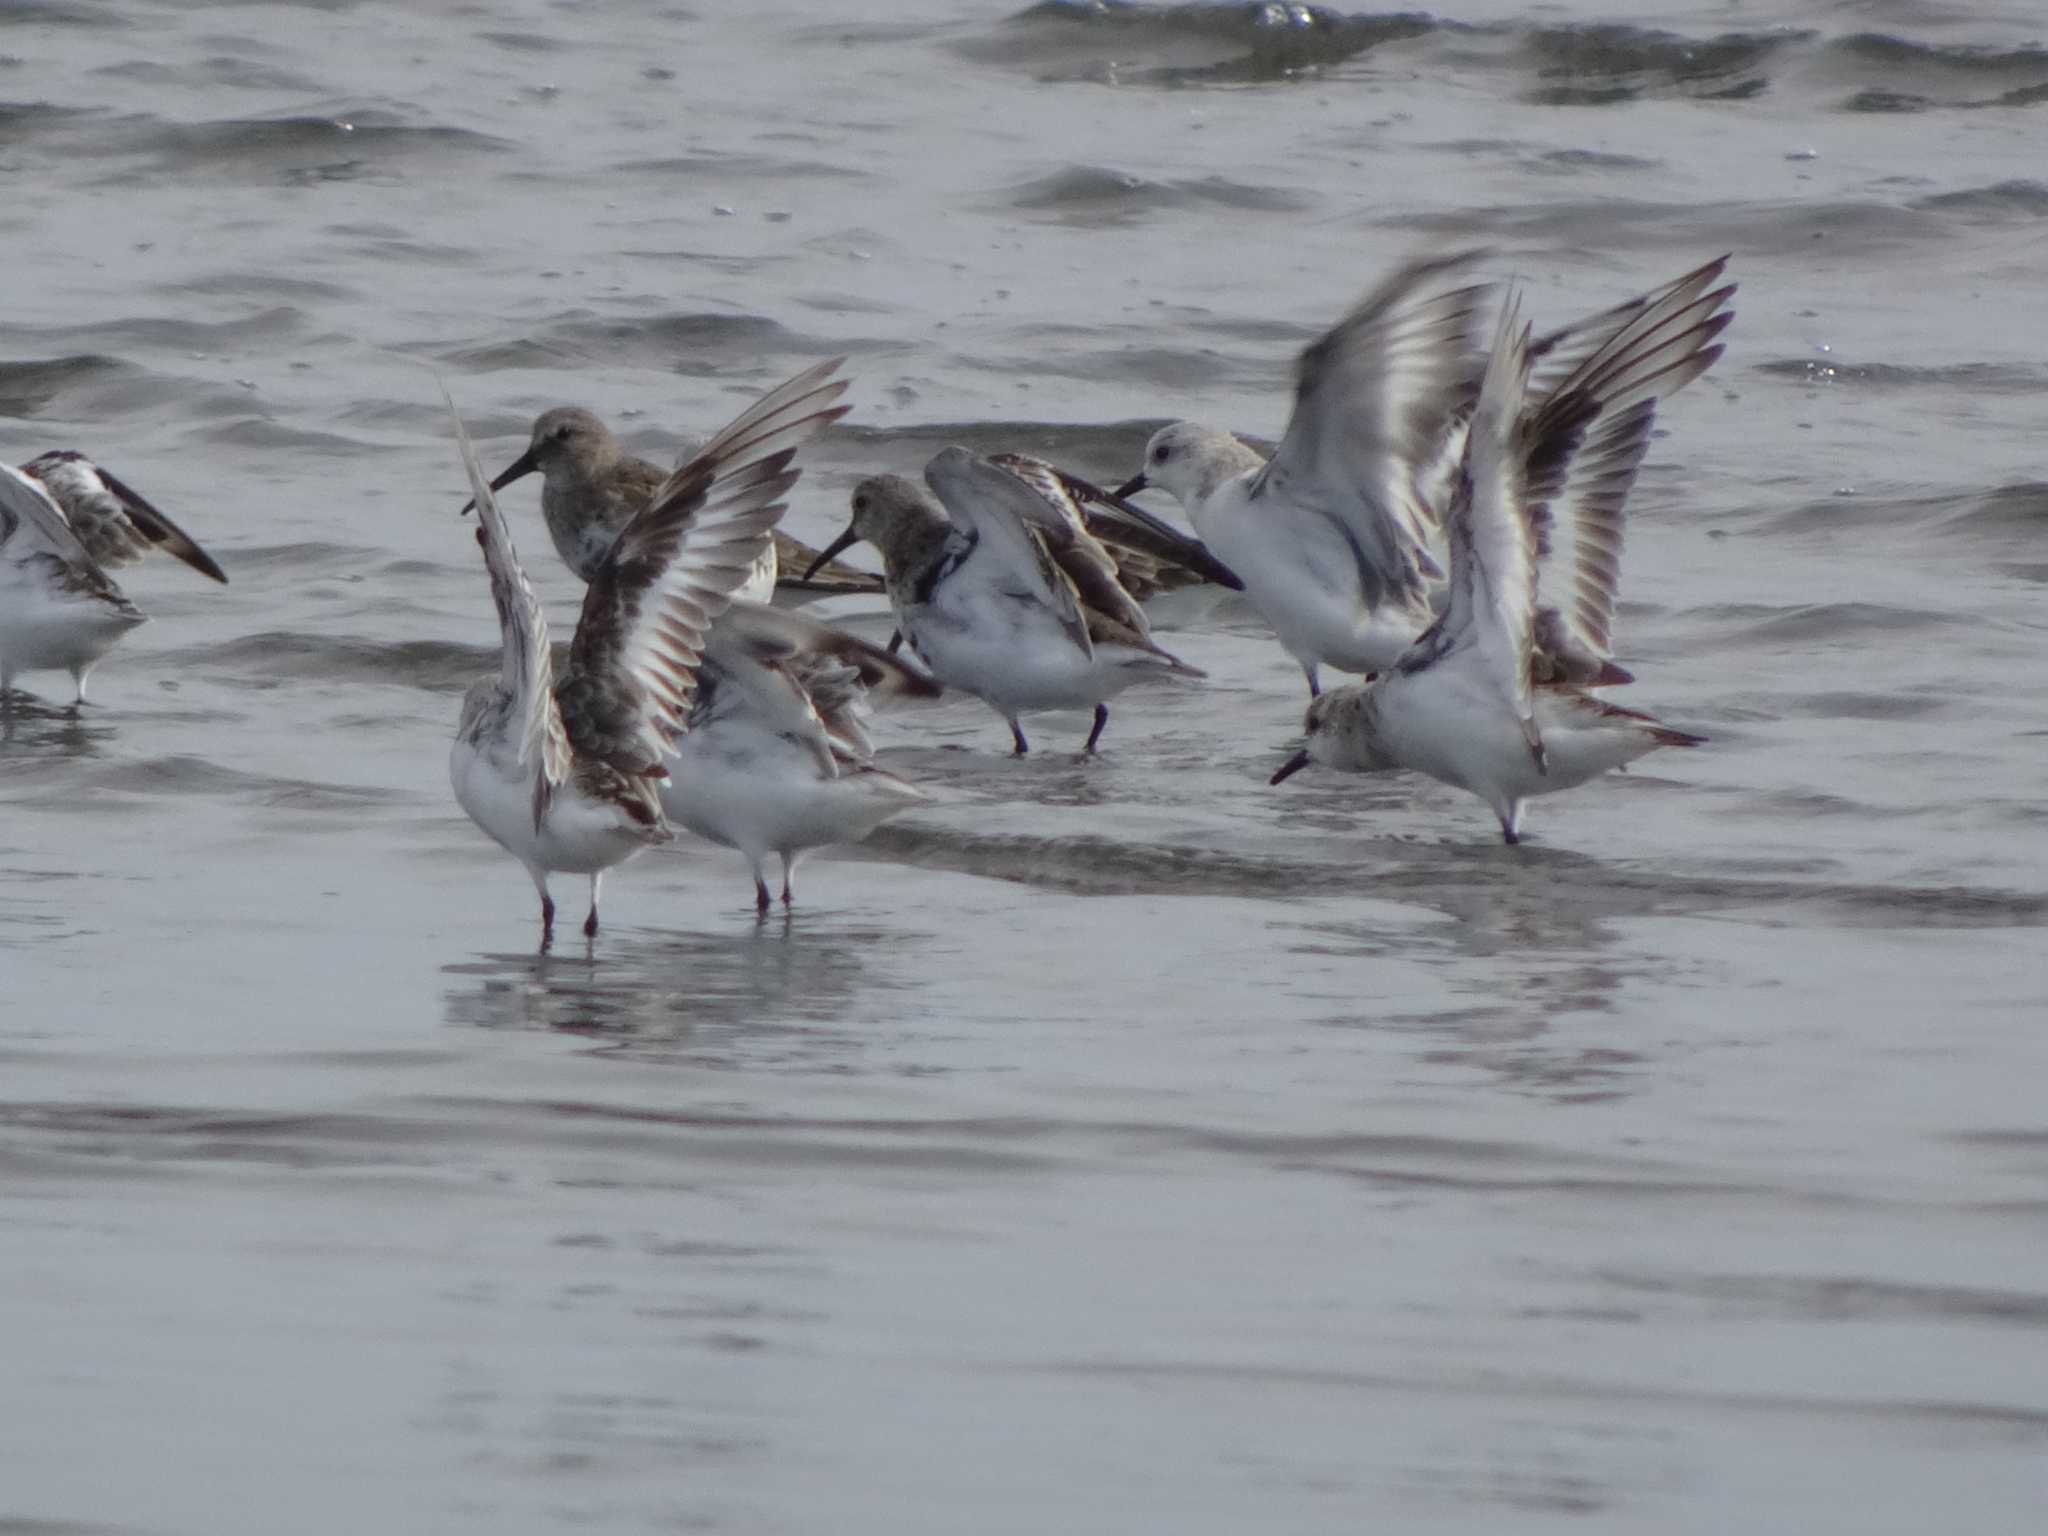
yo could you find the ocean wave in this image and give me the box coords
[960,7,2048,111]
[1000,164,1315,223]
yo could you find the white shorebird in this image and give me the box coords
[810,446,1206,754]
[0,452,226,710]
[461,404,883,601]
[1268,269,1732,843]
[665,601,934,914]
[1116,252,1737,699]
[445,359,849,947]
[1115,249,1493,697]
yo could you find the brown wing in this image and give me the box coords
[19,451,227,583]
[556,358,852,775]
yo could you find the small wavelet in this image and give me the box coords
[168,630,487,692]
[963,3,1441,86]
[1000,164,1314,224]
[132,112,514,183]
[1519,23,1793,106]
[1909,180,2048,217]
[1753,358,2045,394]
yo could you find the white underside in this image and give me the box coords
[0,561,144,686]
[1191,480,1431,678]
[449,734,654,882]
[665,720,925,879]
[905,605,1172,719]
[1361,662,1670,823]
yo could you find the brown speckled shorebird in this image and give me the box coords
[461,403,882,600]
[445,358,851,948]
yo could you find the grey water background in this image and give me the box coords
[2,0,2045,1529]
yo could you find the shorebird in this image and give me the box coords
[1116,252,1736,699]
[1115,250,1492,698]
[665,601,934,914]
[809,447,1205,755]
[1268,268,1731,843]
[0,452,226,710]
[462,402,881,600]
[480,406,945,915]
[445,358,849,946]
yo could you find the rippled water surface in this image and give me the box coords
[3,2,2046,1531]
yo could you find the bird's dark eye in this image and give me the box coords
[852,494,868,515]
[552,424,572,441]
[1152,443,1170,464]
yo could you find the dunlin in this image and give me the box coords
[445,358,849,947]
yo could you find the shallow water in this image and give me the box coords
[3,1,2046,1531]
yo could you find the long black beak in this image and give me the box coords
[1269,750,1312,786]
[1111,471,1149,500]
[802,523,863,583]
[459,447,538,516]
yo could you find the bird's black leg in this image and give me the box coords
[1008,718,1029,756]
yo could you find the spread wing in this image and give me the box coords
[18,451,227,583]
[443,381,574,798]
[556,358,851,775]
[1524,263,1734,682]
[922,446,1093,661]
[1251,248,1494,607]
[1527,254,1732,405]
[1421,294,1541,761]
[987,452,1242,595]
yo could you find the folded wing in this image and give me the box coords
[922,445,1093,662]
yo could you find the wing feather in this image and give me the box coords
[1253,248,1494,604]
[989,452,1243,593]
[558,359,852,773]
[1437,294,1540,740]
[1523,263,1735,680]
[18,451,227,583]
[0,462,97,562]
[442,381,573,800]
[922,446,1094,661]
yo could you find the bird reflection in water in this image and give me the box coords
[442,913,899,1061]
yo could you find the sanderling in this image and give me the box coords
[665,601,935,914]
[462,402,883,600]
[809,447,1205,755]
[479,410,944,915]
[1115,249,1494,697]
[0,453,226,709]
[1269,270,1732,843]
[445,358,849,947]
